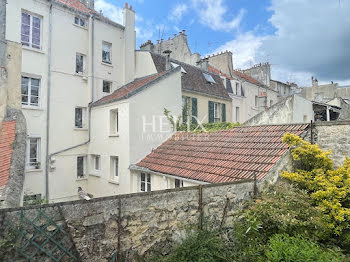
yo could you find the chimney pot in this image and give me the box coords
[163,50,172,71]
[124,2,128,9]
[129,5,133,10]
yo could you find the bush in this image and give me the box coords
[281,133,350,237]
[149,230,231,262]
[265,234,345,262]
[177,122,241,133]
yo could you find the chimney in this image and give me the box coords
[312,77,318,87]
[197,58,209,72]
[123,2,136,83]
[140,40,154,51]
[163,50,172,71]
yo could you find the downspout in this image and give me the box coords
[45,3,53,201]
[47,15,94,175]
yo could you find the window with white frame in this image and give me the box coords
[77,156,86,178]
[74,16,87,28]
[75,107,86,128]
[93,155,100,171]
[175,179,184,188]
[214,103,220,123]
[103,80,112,93]
[21,12,41,49]
[21,76,40,107]
[255,96,258,107]
[102,42,112,64]
[141,173,151,192]
[235,82,239,95]
[110,156,119,178]
[109,109,119,135]
[76,53,86,74]
[26,137,40,169]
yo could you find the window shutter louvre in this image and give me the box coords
[208,101,214,123]
[222,103,226,122]
[191,97,198,124]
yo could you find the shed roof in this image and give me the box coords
[136,124,308,183]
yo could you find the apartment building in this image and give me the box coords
[5,0,137,202]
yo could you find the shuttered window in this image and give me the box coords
[208,101,214,123]
[191,97,198,124]
[222,103,226,122]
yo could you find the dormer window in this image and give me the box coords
[203,72,216,84]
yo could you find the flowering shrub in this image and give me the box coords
[281,133,350,236]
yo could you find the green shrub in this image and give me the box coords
[177,122,241,133]
[150,230,230,262]
[266,234,345,262]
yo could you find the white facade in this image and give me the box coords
[6,0,136,202]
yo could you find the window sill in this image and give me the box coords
[76,177,88,181]
[26,168,43,173]
[109,133,119,137]
[22,46,45,54]
[73,23,88,30]
[89,173,101,177]
[108,179,119,185]
[22,106,43,111]
[101,62,113,67]
[74,128,88,131]
[74,73,88,80]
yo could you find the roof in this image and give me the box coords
[136,124,309,184]
[233,70,265,87]
[150,53,231,100]
[208,65,233,80]
[92,72,168,107]
[0,121,16,192]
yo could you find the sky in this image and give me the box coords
[95,0,350,87]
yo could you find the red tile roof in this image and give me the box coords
[92,72,167,107]
[136,124,308,183]
[208,65,233,80]
[55,0,94,14]
[233,70,265,87]
[0,121,16,189]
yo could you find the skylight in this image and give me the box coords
[171,62,187,73]
[203,72,216,84]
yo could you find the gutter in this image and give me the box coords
[45,10,96,201]
[129,164,209,185]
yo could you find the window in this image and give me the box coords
[214,103,220,123]
[235,82,239,95]
[77,156,86,178]
[74,16,87,27]
[236,107,240,123]
[94,155,100,171]
[255,96,258,107]
[175,179,184,188]
[26,137,40,169]
[141,173,151,192]
[109,109,119,135]
[102,42,112,64]
[21,76,40,107]
[23,194,42,206]
[76,53,86,74]
[103,80,111,93]
[110,156,119,178]
[270,100,273,107]
[75,107,86,128]
[171,62,187,73]
[21,12,41,49]
[203,72,216,84]
[241,85,245,97]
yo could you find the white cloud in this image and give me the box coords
[213,0,350,86]
[169,4,188,22]
[95,0,123,24]
[192,0,245,31]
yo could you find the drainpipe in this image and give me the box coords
[45,3,53,201]
[47,14,94,186]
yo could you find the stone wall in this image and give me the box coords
[0,179,256,261]
[314,121,350,167]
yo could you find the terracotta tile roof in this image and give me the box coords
[233,70,265,87]
[0,121,16,189]
[55,0,94,14]
[136,124,309,183]
[150,53,231,100]
[92,72,167,107]
[208,65,233,80]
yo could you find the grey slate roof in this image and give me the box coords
[150,53,231,100]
